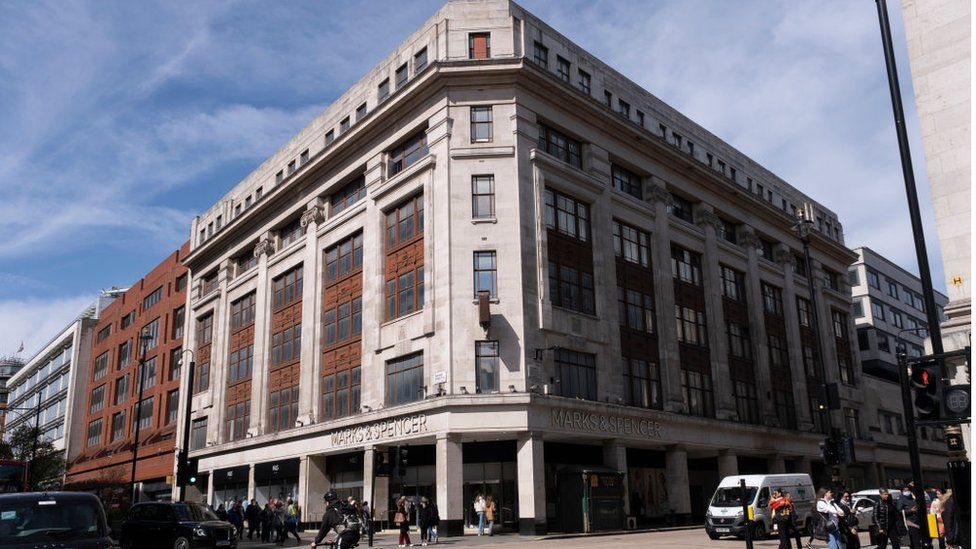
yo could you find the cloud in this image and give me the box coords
[0,295,97,359]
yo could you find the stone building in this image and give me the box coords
[64,244,189,501]
[178,0,900,533]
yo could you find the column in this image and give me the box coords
[298,203,325,425]
[602,441,630,515]
[797,456,813,477]
[247,465,256,501]
[249,233,275,434]
[776,246,814,430]
[517,432,547,535]
[769,455,786,473]
[810,259,843,427]
[436,435,464,536]
[697,208,736,420]
[717,450,738,479]
[208,258,233,443]
[739,228,776,420]
[206,470,215,506]
[648,183,685,412]
[665,446,692,524]
[301,455,329,522]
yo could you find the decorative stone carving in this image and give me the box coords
[738,230,760,249]
[774,248,797,267]
[253,237,276,258]
[300,205,324,228]
[695,209,722,231]
[647,185,673,207]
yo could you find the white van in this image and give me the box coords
[706,474,816,540]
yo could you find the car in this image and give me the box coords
[850,488,894,531]
[705,474,816,540]
[0,491,114,548]
[119,501,238,549]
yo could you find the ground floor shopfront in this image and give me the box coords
[189,394,946,535]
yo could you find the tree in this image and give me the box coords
[0,425,65,491]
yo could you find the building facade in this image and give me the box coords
[64,244,189,502]
[0,357,25,432]
[178,0,912,534]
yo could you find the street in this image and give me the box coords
[231,527,876,548]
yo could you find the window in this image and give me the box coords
[142,318,160,351]
[172,306,185,339]
[468,32,490,59]
[386,352,424,406]
[470,106,493,142]
[538,124,582,168]
[225,399,251,441]
[706,152,713,167]
[121,311,135,329]
[824,269,841,292]
[134,397,153,430]
[93,352,109,381]
[473,251,497,298]
[386,267,424,320]
[612,220,650,268]
[618,287,654,333]
[395,63,408,88]
[762,283,783,315]
[118,340,131,370]
[832,310,849,339]
[270,324,302,366]
[872,301,885,321]
[844,408,860,439]
[340,117,350,133]
[611,164,642,199]
[878,333,890,352]
[891,310,904,329]
[604,90,613,106]
[727,322,752,359]
[169,347,182,381]
[268,386,298,433]
[672,133,683,148]
[196,314,213,347]
[227,345,254,384]
[235,252,257,276]
[255,187,263,200]
[378,78,390,101]
[577,69,591,94]
[114,375,129,406]
[166,389,179,425]
[720,266,745,302]
[682,369,714,418]
[669,194,694,223]
[624,358,661,409]
[717,159,726,174]
[143,286,162,311]
[548,261,595,315]
[797,297,812,327]
[276,170,284,184]
[773,388,796,429]
[111,411,126,441]
[86,419,102,448]
[556,56,570,81]
[329,176,367,215]
[229,294,255,331]
[802,345,819,377]
[533,41,548,68]
[190,417,208,450]
[300,149,310,166]
[544,188,589,241]
[853,300,864,317]
[617,99,630,117]
[793,254,808,276]
[729,167,737,182]
[325,232,364,282]
[848,268,860,286]
[355,103,367,122]
[675,305,708,346]
[321,366,361,420]
[414,47,428,72]
[201,272,218,295]
[279,217,304,248]
[97,325,111,343]
[554,349,597,401]
[325,129,335,145]
[272,266,303,309]
[768,334,789,369]
[717,219,737,244]
[867,269,881,289]
[388,130,428,176]
[734,380,760,425]
[139,356,157,391]
[323,298,362,346]
[385,194,425,249]
[757,237,775,261]
[636,110,645,127]
[475,341,499,393]
[671,245,702,286]
[89,385,105,414]
[471,175,495,219]
[288,160,297,175]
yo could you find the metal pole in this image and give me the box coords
[129,334,150,505]
[740,478,754,549]
[27,398,40,491]
[369,450,376,547]
[177,360,195,502]
[898,352,933,549]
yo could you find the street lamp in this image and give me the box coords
[129,330,154,505]
[175,349,196,502]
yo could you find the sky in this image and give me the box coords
[0,0,946,358]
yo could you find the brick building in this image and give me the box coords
[65,243,190,501]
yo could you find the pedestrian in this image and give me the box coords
[216,503,229,521]
[362,500,373,542]
[474,494,486,536]
[929,489,945,540]
[428,500,439,544]
[273,499,287,545]
[770,490,794,549]
[395,496,411,548]
[941,490,958,549]
[873,489,901,549]
[782,492,803,549]
[282,498,302,545]
[485,495,497,536]
[896,486,921,549]
[293,498,303,533]
[246,498,261,540]
[838,492,860,549]
[816,488,845,549]
[418,497,433,546]
[261,502,274,543]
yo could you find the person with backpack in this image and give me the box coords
[273,500,287,545]
[282,498,302,545]
[428,500,440,545]
[418,497,434,546]
[769,490,794,549]
[838,491,860,549]
[874,489,902,549]
[816,488,845,549]
[312,490,362,549]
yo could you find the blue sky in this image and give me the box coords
[0,0,943,357]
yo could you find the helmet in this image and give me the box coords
[323,490,339,503]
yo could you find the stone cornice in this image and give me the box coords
[647,185,673,207]
[695,209,722,230]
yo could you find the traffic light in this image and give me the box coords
[180,457,199,486]
[399,448,409,470]
[942,383,971,420]
[819,436,840,466]
[374,450,391,477]
[910,359,941,420]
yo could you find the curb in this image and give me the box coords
[534,524,705,541]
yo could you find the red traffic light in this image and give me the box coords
[910,361,938,390]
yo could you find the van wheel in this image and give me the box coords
[753,522,766,540]
[173,536,190,549]
[121,539,135,549]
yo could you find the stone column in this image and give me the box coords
[302,455,329,523]
[648,183,684,412]
[697,207,736,420]
[718,450,738,479]
[517,432,547,535]
[769,455,786,474]
[603,440,630,515]
[208,258,232,443]
[298,203,325,425]
[249,233,276,434]
[206,470,215,506]
[797,456,813,477]
[247,464,256,501]
[810,259,843,427]
[775,246,814,430]
[665,446,692,524]
[739,228,776,420]
[436,434,464,536]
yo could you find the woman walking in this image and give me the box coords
[395,497,412,548]
[769,490,794,549]
[838,492,860,549]
[485,496,497,537]
[816,488,845,549]
[474,494,487,536]
[418,497,433,546]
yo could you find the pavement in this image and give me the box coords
[231,526,878,548]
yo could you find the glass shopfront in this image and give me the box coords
[255,458,300,505]
[212,465,249,509]
[462,441,517,531]
[326,452,364,504]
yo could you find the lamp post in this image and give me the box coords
[176,350,195,502]
[129,331,153,505]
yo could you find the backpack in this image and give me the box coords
[811,511,829,541]
[334,504,363,541]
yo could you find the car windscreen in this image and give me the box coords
[711,487,757,507]
[174,503,219,522]
[0,498,105,543]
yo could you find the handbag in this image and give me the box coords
[394,512,406,524]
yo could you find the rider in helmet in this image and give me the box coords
[312,490,359,548]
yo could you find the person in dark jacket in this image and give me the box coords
[227,503,244,540]
[246,499,261,540]
[313,490,360,549]
[216,503,229,521]
[874,489,902,549]
[838,492,860,549]
[896,486,921,549]
[418,498,434,546]
[260,503,274,543]
[941,492,959,548]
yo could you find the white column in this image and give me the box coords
[517,432,547,535]
[302,455,329,523]
[247,464,256,501]
[297,203,325,425]
[436,434,464,536]
[206,470,215,506]
[208,258,232,443]
[665,446,692,521]
[718,450,738,479]
[648,183,684,412]
[249,234,275,435]
[603,440,630,515]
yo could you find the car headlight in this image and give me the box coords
[706,510,713,518]
[736,510,745,518]
[193,526,207,538]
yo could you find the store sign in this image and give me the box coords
[330,414,429,446]
[549,409,662,439]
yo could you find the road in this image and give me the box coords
[234,527,876,548]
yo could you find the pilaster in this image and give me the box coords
[648,181,684,412]
[249,232,275,435]
[697,207,736,420]
[740,227,776,421]
[776,246,813,430]
[435,434,464,536]
[516,432,547,535]
[298,202,325,426]
[665,445,691,522]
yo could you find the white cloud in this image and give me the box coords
[0,295,96,359]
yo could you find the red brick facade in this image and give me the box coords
[65,242,189,491]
